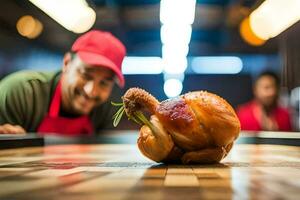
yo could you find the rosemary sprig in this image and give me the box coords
[111,101,153,130]
[111,102,124,106]
[128,115,143,125]
[111,102,125,127]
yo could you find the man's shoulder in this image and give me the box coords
[0,70,60,92]
[1,70,57,84]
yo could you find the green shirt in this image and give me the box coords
[0,70,116,133]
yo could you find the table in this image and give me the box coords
[0,144,300,199]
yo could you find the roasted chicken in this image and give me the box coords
[113,87,240,164]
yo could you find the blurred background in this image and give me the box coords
[1,0,300,131]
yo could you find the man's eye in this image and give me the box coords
[99,80,111,87]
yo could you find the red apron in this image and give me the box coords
[37,81,93,136]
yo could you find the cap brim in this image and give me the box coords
[76,51,125,87]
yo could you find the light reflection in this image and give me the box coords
[164,79,183,98]
[122,57,163,74]
[163,57,188,74]
[191,56,243,74]
[160,0,196,25]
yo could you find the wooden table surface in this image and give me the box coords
[0,144,300,200]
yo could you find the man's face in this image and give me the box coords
[254,75,279,107]
[61,53,115,115]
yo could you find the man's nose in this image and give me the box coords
[83,81,98,98]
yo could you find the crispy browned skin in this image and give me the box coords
[155,91,240,151]
[122,87,159,116]
[123,88,240,164]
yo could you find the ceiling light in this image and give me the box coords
[16,15,43,39]
[28,0,96,33]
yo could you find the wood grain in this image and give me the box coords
[0,144,299,199]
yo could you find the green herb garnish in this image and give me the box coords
[111,101,155,131]
[111,102,125,127]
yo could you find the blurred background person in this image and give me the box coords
[237,71,292,131]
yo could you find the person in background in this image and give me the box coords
[0,30,126,136]
[237,71,292,131]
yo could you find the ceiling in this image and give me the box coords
[0,0,278,56]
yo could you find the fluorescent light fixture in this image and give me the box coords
[28,0,96,33]
[164,79,183,98]
[249,0,300,40]
[160,0,196,25]
[160,0,196,92]
[162,44,189,58]
[163,73,185,82]
[191,56,243,74]
[122,57,163,74]
[160,24,192,45]
[163,57,188,74]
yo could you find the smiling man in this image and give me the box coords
[0,30,126,135]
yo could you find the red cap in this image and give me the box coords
[72,30,126,87]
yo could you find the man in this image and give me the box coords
[0,30,126,135]
[237,71,292,131]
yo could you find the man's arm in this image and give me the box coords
[0,124,26,134]
[0,73,33,134]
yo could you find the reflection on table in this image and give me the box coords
[0,143,300,199]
